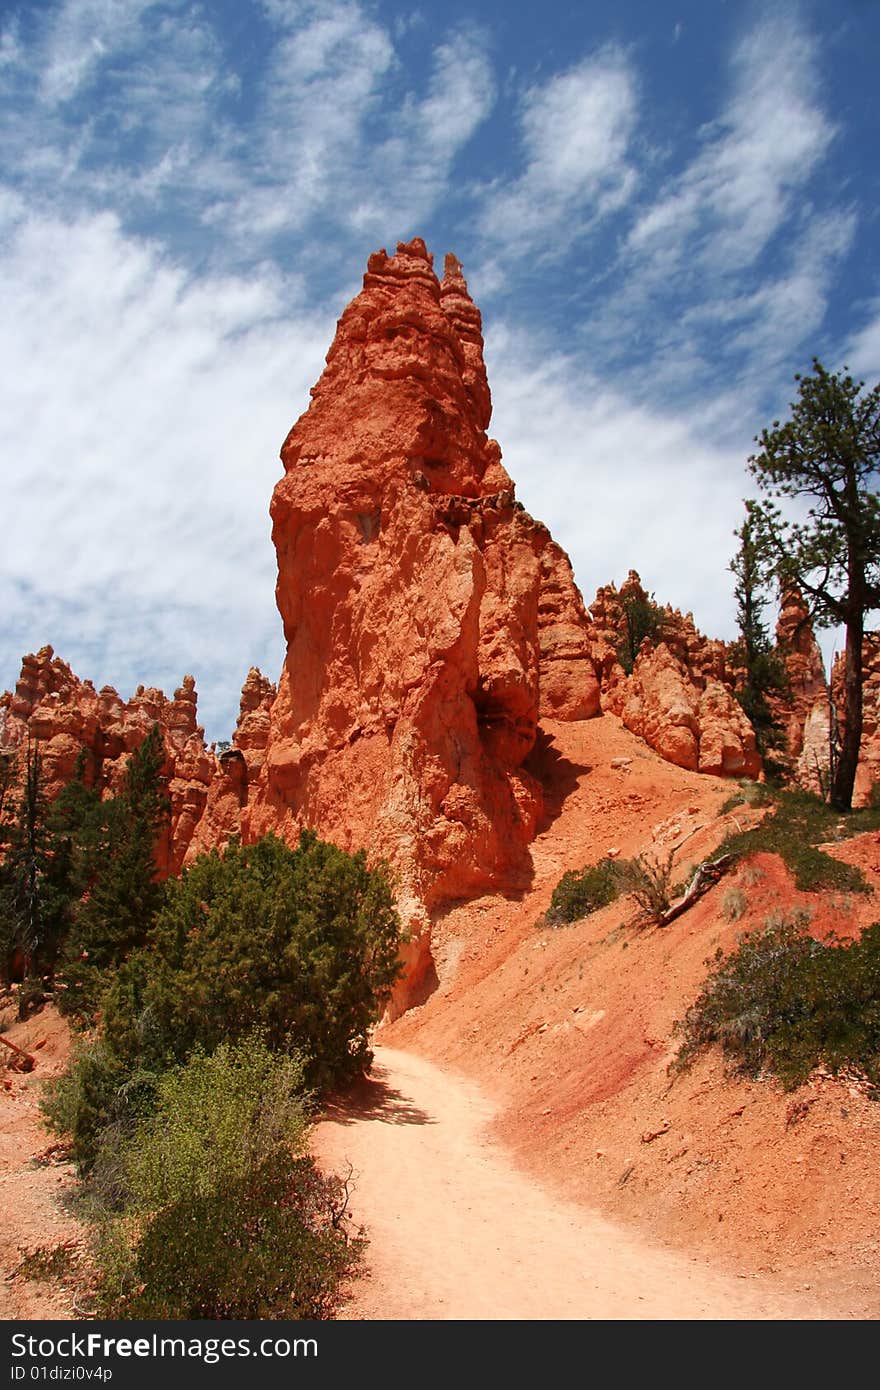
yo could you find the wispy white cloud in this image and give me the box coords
[415,30,494,156]
[657,208,857,399]
[723,210,856,361]
[235,16,495,240]
[627,13,834,275]
[0,202,333,736]
[846,300,880,379]
[1,0,495,260]
[477,47,638,254]
[485,319,749,641]
[37,0,154,106]
[571,10,849,411]
[351,29,495,233]
[1,0,237,224]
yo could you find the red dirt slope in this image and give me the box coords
[382,713,880,1317]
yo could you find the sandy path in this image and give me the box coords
[314,1046,831,1321]
[0,1010,81,1319]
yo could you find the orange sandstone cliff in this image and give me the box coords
[239,240,600,967]
[587,571,761,779]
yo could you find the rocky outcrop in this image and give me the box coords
[241,238,602,932]
[537,537,601,721]
[765,588,830,789]
[183,668,277,864]
[619,640,760,778]
[0,647,275,877]
[588,572,761,779]
[0,244,605,937]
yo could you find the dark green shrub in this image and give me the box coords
[546,858,622,924]
[40,1037,159,1174]
[16,976,49,1018]
[116,1150,358,1319]
[57,726,169,1020]
[45,833,402,1171]
[547,847,678,927]
[674,916,880,1089]
[101,831,402,1092]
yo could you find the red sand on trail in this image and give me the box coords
[1,1008,80,1319]
[371,715,880,1319]
[315,1046,827,1320]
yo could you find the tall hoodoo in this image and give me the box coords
[246,238,601,912]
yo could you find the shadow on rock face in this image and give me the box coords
[525,726,590,834]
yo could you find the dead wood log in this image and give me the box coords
[0,1033,36,1072]
[658,853,735,927]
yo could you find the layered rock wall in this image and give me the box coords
[831,636,880,806]
[764,588,831,791]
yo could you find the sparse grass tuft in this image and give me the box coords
[615,848,676,924]
[720,780,774,815]
[722,888,748,923]
[739,864,766,888]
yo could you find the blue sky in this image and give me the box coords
[2,0,878,742]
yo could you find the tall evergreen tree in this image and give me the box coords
[617,590,665,674]
[729,501,787,768]
[45,750,107,905]
[749,360,880,809]
[0,741,69,995]
[0,750,15,837]
[59,724,170,1018]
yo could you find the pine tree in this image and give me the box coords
[749,360,880,809]
[0,741,69,998]
[729,501,787,768]
[0,750,15,834]
[617,590,666,674]
[45,750,107,904]
[59,724,170,1018]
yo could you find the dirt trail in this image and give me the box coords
[1,1008,80,1318]
[314,1046,831,1320]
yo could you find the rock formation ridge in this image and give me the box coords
[0,647,272,876]
[3,238,878,1005]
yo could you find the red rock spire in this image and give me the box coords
[440,251,492,431]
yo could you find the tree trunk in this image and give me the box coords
[830,608,864,811]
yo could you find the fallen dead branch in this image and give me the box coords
[658,853,735,927]
[0,1033,36,1072]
